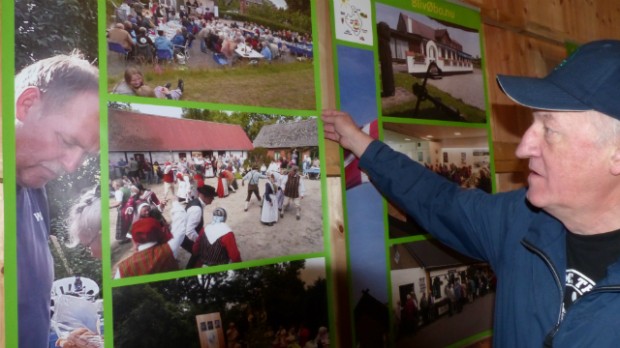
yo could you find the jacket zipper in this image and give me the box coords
[521,240,564,346]
[522,240,620,346]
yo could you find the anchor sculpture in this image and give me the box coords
[412,61,464,121]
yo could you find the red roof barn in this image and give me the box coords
[109,109,254,152]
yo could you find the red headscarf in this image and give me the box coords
[131,217,168,244]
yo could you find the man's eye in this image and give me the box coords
[58,134,70,146]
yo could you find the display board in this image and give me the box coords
[331,0,496,346]
[3,0,496,347]
[4,1,333,347]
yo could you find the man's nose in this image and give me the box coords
[515,126,540,159]
[61,147,87,173]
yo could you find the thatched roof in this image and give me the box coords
[253,118,318,149]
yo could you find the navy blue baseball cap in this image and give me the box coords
[496,40,620,120]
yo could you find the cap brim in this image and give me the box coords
[496,75,590,111]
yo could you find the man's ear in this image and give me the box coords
[15,86,41,122]
[610,146,620,176]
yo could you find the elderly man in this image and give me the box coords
[15,53,99,348]
[108,22,134,52]
[322,40,620,347]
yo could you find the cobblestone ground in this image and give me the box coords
[109,176,325,276]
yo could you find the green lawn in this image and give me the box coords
[108,60,317,110]
[383,72,486,123]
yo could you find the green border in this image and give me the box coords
[446,330,493,348]
[98,0,114,345]
[100,1,334,346]
[373,0,494,345]
[373,0,496,347]
[3,0,17,346]
[379,0,481,30]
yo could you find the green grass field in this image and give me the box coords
[383,72,486,123]
[108,60,317,110]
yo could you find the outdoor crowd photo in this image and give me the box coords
[107,0,316,109]
[108,105,324,279]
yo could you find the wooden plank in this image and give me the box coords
[496,172,528,192]
[316,0,341,178]
[316,1,352,347]
[463,0,620,44]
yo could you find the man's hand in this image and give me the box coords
[56,328,103,348]
[321,110,373,158]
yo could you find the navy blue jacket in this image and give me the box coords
[359,140,620,347]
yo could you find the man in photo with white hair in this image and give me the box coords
[15,53,99,348]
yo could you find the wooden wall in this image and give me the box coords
[463,0,620,192]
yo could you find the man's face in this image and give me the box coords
[139,205,151,218]
[515,111,617,215]
[16,92,100,188]
[199,193,214,205]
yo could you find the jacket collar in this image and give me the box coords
[521,207,567,275]
[523,208,620,286]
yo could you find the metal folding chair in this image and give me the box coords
[155,49,173,65]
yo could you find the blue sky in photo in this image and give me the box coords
[337,45,378,126]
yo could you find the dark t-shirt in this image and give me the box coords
[18,186,54,347]
[564,228,620,314]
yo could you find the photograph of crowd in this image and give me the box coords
[383,122,491,238]
[112,258,329,348]
[375,3,486,122]
[390,240,495,347]
[106,0,316,109]
[108,104,324,279]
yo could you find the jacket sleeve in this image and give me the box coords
[359,140,522,264]
[168,201,188,258]
[184,205,202,241]
[221,233,242,262]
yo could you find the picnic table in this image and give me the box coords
[52,276,100,300]
[306,167,320,180]
[148,20,182,41]
[235,43,264,59]
[284,41,313,59]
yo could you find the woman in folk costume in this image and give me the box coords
[191,208,242,267]
[194,172,205,188]
[204,157,214,178]
[216,166,230,198]
[175,171,192,203]
[118,184,143,241]
[115,201,187,278]
[260,173,279,226]
[221,166,238,192]
[136,183,165,211]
